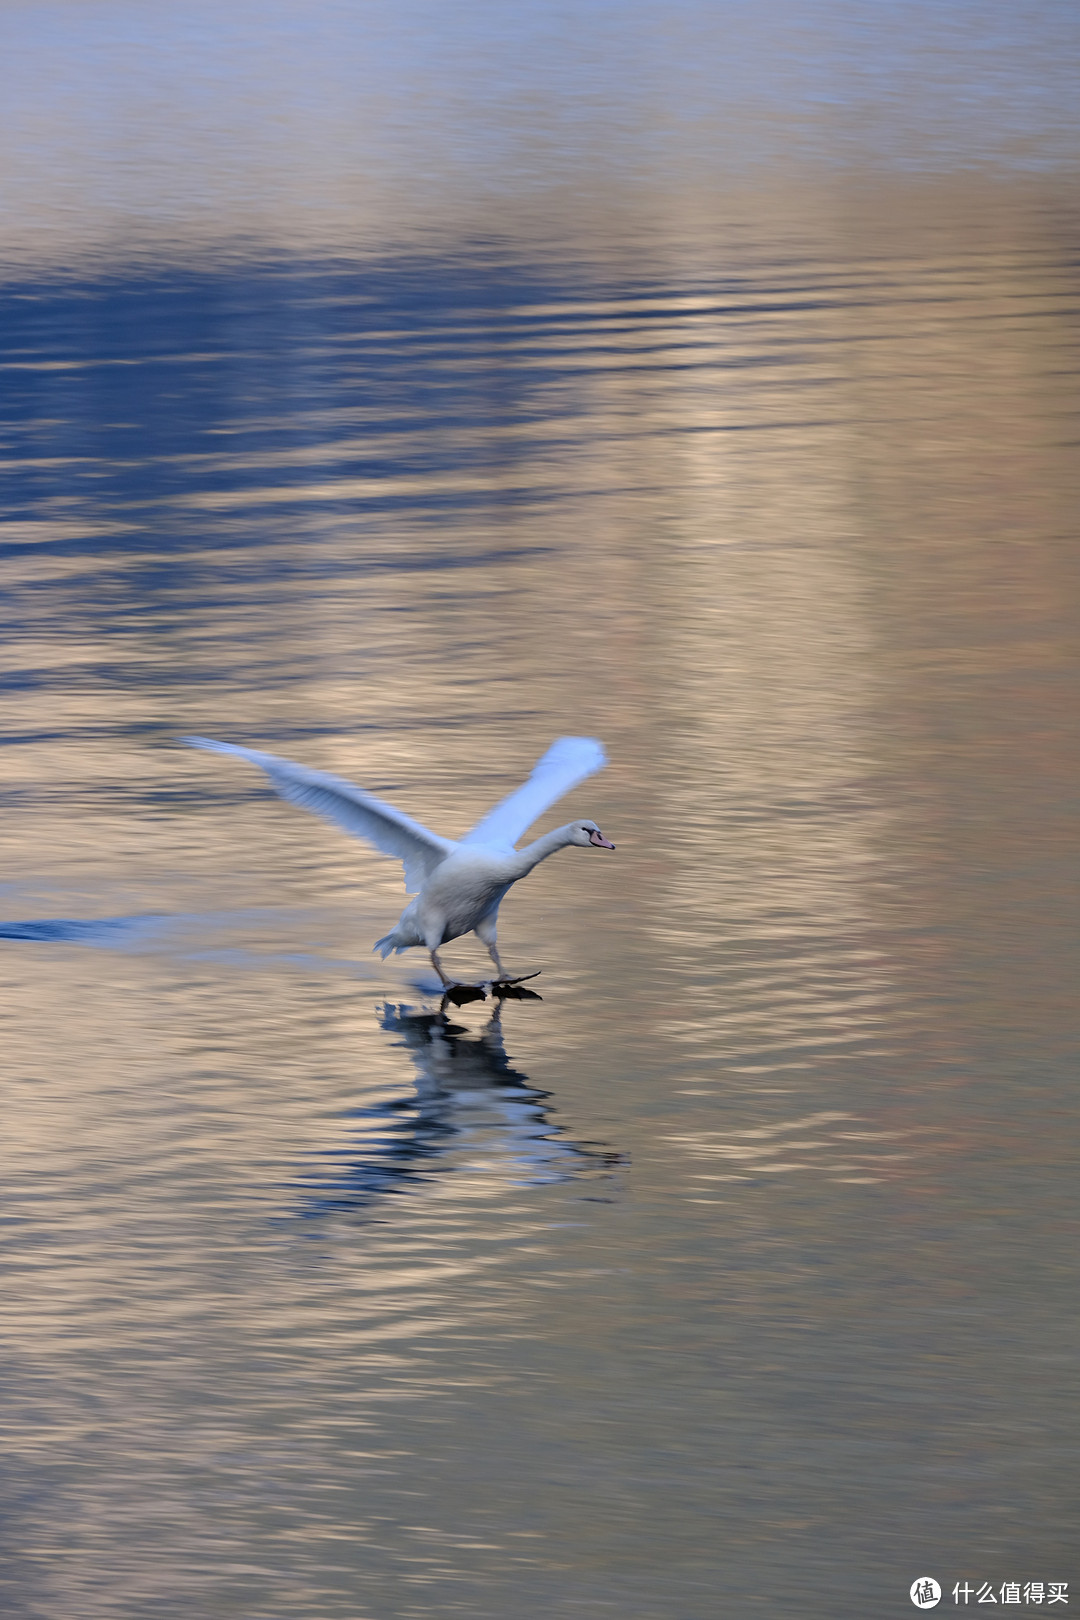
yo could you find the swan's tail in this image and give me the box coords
[374,898,421,959]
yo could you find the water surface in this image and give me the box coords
[1,6,1079,1617]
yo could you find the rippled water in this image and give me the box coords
[1,6,1079,1617]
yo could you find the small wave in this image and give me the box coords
[0,914,173,946]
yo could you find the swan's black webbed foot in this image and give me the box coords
[441,983,488,1009]
[489,971,543,1001]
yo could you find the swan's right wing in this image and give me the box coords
[462,736,608,849]
[184,738,456,893]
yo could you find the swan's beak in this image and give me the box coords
[589,829,616,848]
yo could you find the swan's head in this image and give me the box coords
[569,819,616,850]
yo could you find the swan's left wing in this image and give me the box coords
[461,736,607,849]
[184,738,456,893]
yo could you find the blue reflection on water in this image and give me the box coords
[0,914,173,945]
[291,1000,624,1218]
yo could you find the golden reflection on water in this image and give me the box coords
[0,171,1077,1616]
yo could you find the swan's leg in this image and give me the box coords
[429,947,453,987]
[474,914,507,980]
[421,913,457,988]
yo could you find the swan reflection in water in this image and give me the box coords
[294,990,624,1217]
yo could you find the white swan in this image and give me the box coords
[183,735,614,986]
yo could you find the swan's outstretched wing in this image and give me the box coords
[462,737,607,849]
[184,738,456,893]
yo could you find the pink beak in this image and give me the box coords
[589,829,616,849]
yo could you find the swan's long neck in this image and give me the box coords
[508,824,577,879]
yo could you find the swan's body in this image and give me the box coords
[184,735,614,985]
